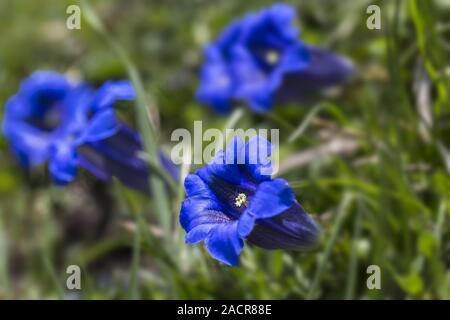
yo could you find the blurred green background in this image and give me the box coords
[0,0,449,299]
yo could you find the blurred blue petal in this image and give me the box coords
[49,143,78,185]
[276,45,355,103]
[91,80,135,112]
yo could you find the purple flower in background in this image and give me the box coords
[180,135,319,266]
[2,71,177,191]
[196,4,354,113]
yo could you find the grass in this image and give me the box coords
[0,0,448,299]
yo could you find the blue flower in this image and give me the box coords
[2,71,91,169]
[196,4,354,113]
[180,135,319,266]
[3,71,178,191]
[48,79,138,185]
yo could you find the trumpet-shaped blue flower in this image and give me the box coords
[3,71,177,191]
[196,4,354,113]
[180,135,319,266]
[2,71,91,169]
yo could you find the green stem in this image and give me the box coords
[81,0,173,237]
[288,103,328,143]
[306,192,354,299]
[345,196,364,299]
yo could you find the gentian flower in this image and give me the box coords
[2,71,91,169]
[196,4,354,113]
[180,135,319,266]
[2,71,177,191]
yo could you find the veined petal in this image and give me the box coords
[247,202,319,250]
[205,221,243,266]
[180,195,228,231]
[185,224,216,244]
[185,174,215,198]
[245,178,294,220]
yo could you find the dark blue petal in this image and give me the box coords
[78,124,179,192]
[246,178,294,219]
[78,144,149,192]
[180,195,227,232]
[237,178,295,237]
[247,202,319,250]
[197,149,243,186]
[205,221,243,266]
[276,45,354,103]
[184,173,215,198]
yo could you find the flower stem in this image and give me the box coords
[81,0,173,238]
[306,192,354,299]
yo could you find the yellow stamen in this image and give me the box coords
[234,193,248,208]
[266,51,279,65]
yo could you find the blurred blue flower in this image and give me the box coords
[48,79,138,185]
[196,4,354,113]
[180,135,319,266]
[3,71,91,169]
[3,71,177,191]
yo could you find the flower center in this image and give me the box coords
[265,50,280,65]
[27,101,63,132]
[234,193,248,208]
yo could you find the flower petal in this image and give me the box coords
[247,202,319,250]
[49,143,78,185]
[276,46,354,102]
[196,60,233,113]
[237,211,256,238]
[205,221,243,266]
[246,178,295,219]
[185,224,216,244]
[180,195,228,231]
[77,109,119,143]
[184,174,215,198]
[244,135,273,181]
[20,71,71,109]
[91,80,135,112]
